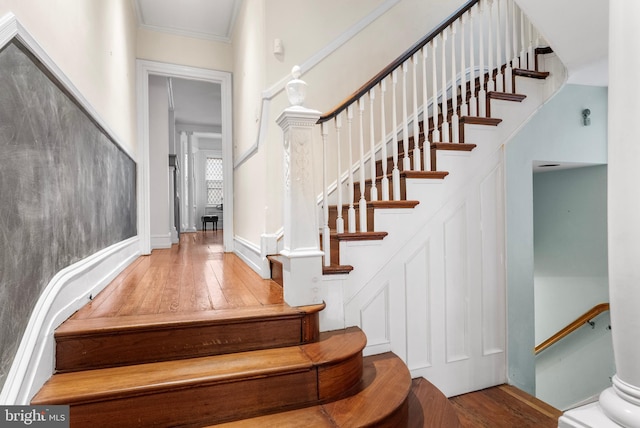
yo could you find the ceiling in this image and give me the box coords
[135,1,232,134]
[133,0,240,43]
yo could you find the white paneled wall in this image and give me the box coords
[324,53,566,397]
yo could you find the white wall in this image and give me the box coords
[137,27,233,73]
[0,0,138,156]
[149,75,171,248]
[232,0,467,249]
[506,84,608,395]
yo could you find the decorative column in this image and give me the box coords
[187,131,196,233]
[276,66,324,307]
[560,2,640,427]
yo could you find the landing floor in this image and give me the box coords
[70,231,283,322]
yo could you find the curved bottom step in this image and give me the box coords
[214,352,411,428]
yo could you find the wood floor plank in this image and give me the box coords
[449,384,561,428]
[202,260,234,309]
[72,257,152,319]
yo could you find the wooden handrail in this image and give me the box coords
[317,0,479,124]
[534,303,610,355]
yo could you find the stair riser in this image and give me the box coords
[56,314,319,372]
[66,370,319,428]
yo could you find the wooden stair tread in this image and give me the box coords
[56,303,324,336]
[32,328,367,406]
[431,142,477,151]
[213,352,411,428]
[513,68,550,79]
[332,231,388,241]
[32,347,314,405]
[488,91,527,102]
[407,378,462,428]
[459,116,503,126]
[402,170,449,179]
[322,264,354,275]
[368,200,420,209]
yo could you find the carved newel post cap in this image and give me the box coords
[286,65,307,107]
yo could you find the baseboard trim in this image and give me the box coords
[0,237,140,404]
[150,233,172,249]
[234,235,270,279]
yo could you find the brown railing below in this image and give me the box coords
[534,303,610,355]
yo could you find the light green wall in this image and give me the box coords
[533,165,613,409]
[505,84,608,395]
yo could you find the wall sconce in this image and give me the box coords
[582,108,591,126]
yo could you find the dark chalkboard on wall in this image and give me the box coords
[0,40,137,389]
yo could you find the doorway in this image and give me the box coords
[137,60,233,253]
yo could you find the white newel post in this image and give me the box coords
[276,66,324,307]
[560,2,640,427]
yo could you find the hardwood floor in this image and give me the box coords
[71,231,283,321]
[50,231,561,427]
[450,384,562,428]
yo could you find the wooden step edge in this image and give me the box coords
[32,347,316,406]
[409,377,463,427]
[402,170,449,180]
[35,328,367,407]
[212,352,411,428]
[322,264,354,275]
[322,352,412,427]
[513,68,550,79]
[459,116,503,126]
[332,231,388,241]
[55,303,325,338]
[536,46,554,55]
[368,200,420,209]
[487,91,527,102]
[431,142,477,151]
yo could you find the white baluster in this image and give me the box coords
[495,0,504,92]
[369,89,378,201]
[421,45,432,171]
[321,122,330,267]
[431,38,441,141]
[527,18,534,70]
[440,28,449,142]
[402,61,411,171]
[469,6,478,116]
[347,105,356,233]
[335,115,344,234]
[460,12,469,117]
[380,79,390,201]
[391,70,401,201]
[478,1,487,117]
[519,6,526,69]
[512,0,519,69]
[504,0,513,93]
[487,0,495,92]
[450,21,459,143]
[358,99,367,232]
[412,53,421,170]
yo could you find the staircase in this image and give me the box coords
[287,0,566,398]
[31,301,423,427]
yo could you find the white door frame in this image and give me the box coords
[136,60,233,253]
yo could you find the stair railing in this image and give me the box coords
[534,303,611,354]
[317,0,543,267]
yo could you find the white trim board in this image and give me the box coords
[136,59,234,254]
[0,237,140,404]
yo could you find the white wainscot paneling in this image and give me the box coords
[444,203,470,364]
[480,163,506,356]
[360,283,390,355]
[405,242,432,370]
